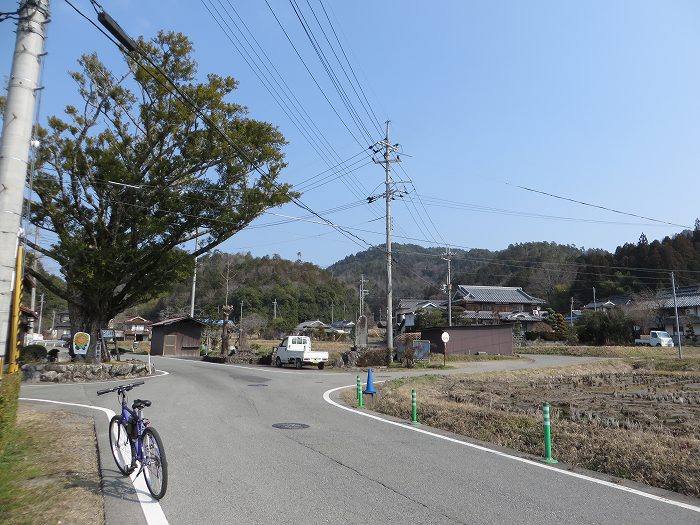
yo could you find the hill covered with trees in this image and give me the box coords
[328,223,700,315]
[129,251,356,334]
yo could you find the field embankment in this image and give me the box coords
[345,359,700,497]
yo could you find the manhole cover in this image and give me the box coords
[272,423,310,430]
[248,384,268,387]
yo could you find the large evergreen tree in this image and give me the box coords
[27,32,293,359]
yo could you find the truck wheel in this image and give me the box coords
[295,359,302,369]
[656,343,661,347]
[317,362,325,370]
[275,356,282,368]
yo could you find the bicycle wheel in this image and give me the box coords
[109,415,135,475]
[142,427,168,499]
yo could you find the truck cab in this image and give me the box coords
[273,335,329,369]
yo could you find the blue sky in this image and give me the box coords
[3,0,699,269]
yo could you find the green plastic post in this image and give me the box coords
[357,375,363,408]
[541,402,558,464]
[411,388,418,424]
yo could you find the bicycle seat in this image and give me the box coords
[132,399,152,410]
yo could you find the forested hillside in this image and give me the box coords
[128,251,356,332]
[328,224,700,315]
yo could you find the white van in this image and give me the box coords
[273,335,329,369]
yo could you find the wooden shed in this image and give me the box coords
[150,316,203,357]
[421,324,513,356]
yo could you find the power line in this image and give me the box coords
[505,182,693,229]
[58,0,375,261]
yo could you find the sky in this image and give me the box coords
[2,0,700,270]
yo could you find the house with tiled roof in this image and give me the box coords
[452,285,545,328]
[656,286,700,343]
[395,298,445,328]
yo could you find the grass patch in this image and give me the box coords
[0,406,104,525]
[344,360,700,497]
[0,374,20,455]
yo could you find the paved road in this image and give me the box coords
[20,355,700,524]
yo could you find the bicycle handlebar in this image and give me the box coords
[96,380,145,396]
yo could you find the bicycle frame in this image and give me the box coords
[117,391,147,464]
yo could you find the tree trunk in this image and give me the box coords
[221,305,233,356]
[68,302,111,364]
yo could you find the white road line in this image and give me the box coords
[21,370,170,387]
[19,398,169,525]
[322,384,700,514]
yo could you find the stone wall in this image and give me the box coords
[21,361,155,383]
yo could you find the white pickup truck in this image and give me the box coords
[635,330,675,347]
[273,335,329,369]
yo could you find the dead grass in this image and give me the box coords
[343,360,700,497]
[0,406,104,525]
[522,344,700,358]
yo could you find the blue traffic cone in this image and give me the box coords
[364,367,377,396]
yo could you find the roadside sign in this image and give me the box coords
[100,329,115,341]
[73,332,90,355]
[441,331,450,343]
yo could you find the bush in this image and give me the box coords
[0,374,21,454]
[357,348,389,367]
[19,344,47,363]
[47,349,60,362]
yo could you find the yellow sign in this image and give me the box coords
[73,332,91,355]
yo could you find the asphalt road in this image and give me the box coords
[19,355,700,524]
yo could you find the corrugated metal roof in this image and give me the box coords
[152,316,204,327]
[455,285,544,305]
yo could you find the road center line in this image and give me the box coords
[19,398,169,525]
[322,384,700,514]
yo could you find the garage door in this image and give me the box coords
[163,334,177,356]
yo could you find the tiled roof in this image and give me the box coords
[583,295,632,309]
[454,285,544,305]
[396,299,445,314]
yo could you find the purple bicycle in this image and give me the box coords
[97,381,168,499]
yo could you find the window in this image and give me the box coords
[280,337,288,347]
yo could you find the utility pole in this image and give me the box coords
[223,261,231,306]
[442,247,453,326]
[370,121,401,361]
[593,287,597,312]
[239,301,244,346]
[37,292,44,335]
[570,297,574,327]
[331,302,334,324]
[0,0,49,357]
[190,230,199,317]
[359,274,368,316]
[671,272,682,359]
[273,298,277,319]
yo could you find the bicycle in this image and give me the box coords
[97,381,168,499]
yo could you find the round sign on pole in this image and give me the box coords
[441,331,450,343]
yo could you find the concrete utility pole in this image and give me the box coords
[0,0,49,358]
[570,297,574,327]
[190,231,199,317]
[359,273,367,316]
[593,287,597,312]
[371,121,401,361]
[671,271,682,359]
[331,302,334,324]
[442,247,452,326]
[272,298,277,319]
[37,292,44,335]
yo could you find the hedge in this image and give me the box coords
[0,373,21,455]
